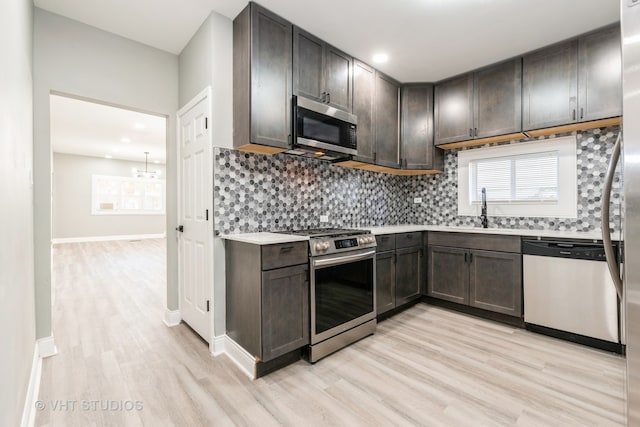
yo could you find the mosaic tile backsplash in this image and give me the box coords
[214,126,622,235]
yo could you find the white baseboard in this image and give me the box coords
[21,343,43,427]
[211,335,226,357]
[221,335,255,380]
[37,335,57,358]
[52,233,166,244]
[163,309,181,327]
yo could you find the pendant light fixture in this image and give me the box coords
[134,152,160,179]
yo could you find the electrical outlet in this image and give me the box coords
[320,215,329,223]
[414,197,423,204]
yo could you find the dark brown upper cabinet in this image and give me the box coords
[233,3,293,150]
[523,25,621,131]
[293,27,353,113]
[353,60,376,163]
[522,40,578,131]
[435,58,522,145]
[578,25,622,122]
[374,72,401,168]
[401,84,444,170]
[434,74,474,145]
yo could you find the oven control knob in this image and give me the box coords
[315,242,324,251]
[322,242,330,250]
[358,237,365,245]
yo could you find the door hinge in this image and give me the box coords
[205,117,208,129]
[206,300,210,312]
[206,209,209,221]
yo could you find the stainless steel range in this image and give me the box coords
[281,228,377,362]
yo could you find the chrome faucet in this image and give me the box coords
[480,187,489,229]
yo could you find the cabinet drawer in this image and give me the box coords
[396,232,423,249]
[375,234,396,252]
[428,232,520,253]
[261,242,308,270]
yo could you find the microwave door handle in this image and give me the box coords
[312,250,376,268]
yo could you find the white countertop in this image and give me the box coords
[222,225,620,244]
[363,225,619,241]
[220,232,309,245]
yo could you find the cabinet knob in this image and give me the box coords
[572,109,576,121]
[474,127,477,137]
[580,108,584,120]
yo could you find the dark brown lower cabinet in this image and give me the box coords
[427,246,469,305]
[375,232,424,316]
[469,250,522,317]
[376,250,396,315]
[226,240,310,362]
[427,244,522,318]
[261,264,309,360]
[395,247,424,306]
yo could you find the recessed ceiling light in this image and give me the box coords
[121,137,131,143]
[105,155,113,159]
[134,123,145,130]
[372,53,389,64]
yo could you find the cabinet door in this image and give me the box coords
[427,246,469,304]
[324,45,353,112]
[401,85,443,170]
[249,5,293,148]
[469,250,522,317]
[353,60,375,163]
[376,251,396,315]
[578,26,622,122]
[475,59,522,138]
[293,27,324,103]
[522,41,578,131]
[375,72,401,168]
[261,264,309,361]
[434,74,474,145]
[396,247,424,306]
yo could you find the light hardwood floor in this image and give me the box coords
[37,239,626,426]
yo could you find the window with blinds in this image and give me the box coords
[457,136,577,218]
[471,151,559,203]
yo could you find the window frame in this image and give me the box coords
[91,174,166,216]
[457,136,577,218]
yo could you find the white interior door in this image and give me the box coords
[178,89,212,341]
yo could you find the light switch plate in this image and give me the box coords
[414,197,423,204]
[320,215,329,223]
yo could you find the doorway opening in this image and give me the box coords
[49,93,168,346]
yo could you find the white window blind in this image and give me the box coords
[92,175,165,215]
[471,151,559,203]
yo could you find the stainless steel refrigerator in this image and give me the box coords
[621,1,640,423]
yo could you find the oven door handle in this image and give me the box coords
[312,250,376,268]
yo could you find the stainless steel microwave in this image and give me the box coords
[293,95,357,156]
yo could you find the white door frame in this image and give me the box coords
[176,86,214,342]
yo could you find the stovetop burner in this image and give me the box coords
[277,228,368,238]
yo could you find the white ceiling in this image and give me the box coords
[50,95,167,164]
[34,0,620,82]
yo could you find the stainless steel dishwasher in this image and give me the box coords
[522,239,622,353]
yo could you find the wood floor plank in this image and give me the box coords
[37,239,626,426]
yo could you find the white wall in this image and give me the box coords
[33,8,179,339]
[53,153,167,239]
[0,0,36,425]
[179,10,233,337]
